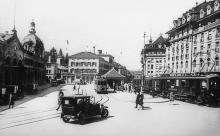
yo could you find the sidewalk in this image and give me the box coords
[0,84,63,112]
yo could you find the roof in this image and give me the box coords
[70,52,100,59]
[102,68,125,79]
[152,36,166,45]
[22,33,44,48]
[63,95,90,99]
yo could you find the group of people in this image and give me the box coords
[123,83,133,93]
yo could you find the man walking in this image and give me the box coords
[8,93,15,109]
[135,92,141,108]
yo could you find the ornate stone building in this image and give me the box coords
[166,0,220,76]
[0,21,46,92]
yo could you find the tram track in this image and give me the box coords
[0,113,60,130]
[0,107,57,120]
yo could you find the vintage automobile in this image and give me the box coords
[60,95,109,124]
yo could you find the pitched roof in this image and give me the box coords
[153,36,166,45]
[102,68,125,79]
[70,52,100,59]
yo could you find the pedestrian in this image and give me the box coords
[169,91,174,104]
[128,84,132,93]
[113,82,116,92]
[57,89,64,110]
[135,92,141,108]
[8,93,15,109]
[139,92,144,109]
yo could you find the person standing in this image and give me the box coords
[139,92,144,109]
[169,91,174,104]
[57,89,64,110]
[8,93,15,109]
[135,92,141,108]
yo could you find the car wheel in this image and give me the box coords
[62,117,70,123]
[78,113,86,125]
[101,109,109,118]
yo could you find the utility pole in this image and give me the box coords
[142,32,146,93]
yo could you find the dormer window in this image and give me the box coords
[214,1,219,11]
[182,17,186,24]
[200,9,205,18]
[207,5,212,15]
[173,20,177,28]
[187,14,191,21]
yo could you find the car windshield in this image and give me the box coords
[98,80,106,85]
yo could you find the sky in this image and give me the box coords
[0,0,205,70]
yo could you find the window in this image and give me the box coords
[200,59,204,67]
[201,33,204,42]
[215,42,219,52]
[176,62,179,69]
[207,5,212,15]
[207,58,211,67]
[200,9,205,18]
[193,60,196,68]
[215,57,219,66]
[214,1,219,11]
[216,27,220,37]
[186,61,188,68]
[194,36,197,44]
[151,65,153,69]
[208,31,212,40]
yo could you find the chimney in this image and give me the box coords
[98,50,102,54]
[196,2,198,6]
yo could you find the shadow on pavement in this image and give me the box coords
[69,115,114,125]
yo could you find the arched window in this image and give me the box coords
[200,9,205,18]
[214,1,219,11]
[207,5,212,15]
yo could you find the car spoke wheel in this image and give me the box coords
[101,109,109,118]
[62,117,70,123]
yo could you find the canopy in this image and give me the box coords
[102,68,125,79]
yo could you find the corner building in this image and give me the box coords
[166,0,220,75]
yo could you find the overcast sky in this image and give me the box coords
[0,0,205,70]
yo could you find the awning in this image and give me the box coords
[145,74,220,80]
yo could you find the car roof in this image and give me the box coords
[63,95,90,99]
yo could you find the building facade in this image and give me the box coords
[68,52,111,83]
[141,36,167,77]
[0,21,46,94]
[166,0,220,75]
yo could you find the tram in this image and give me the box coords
[94,78,107,94]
